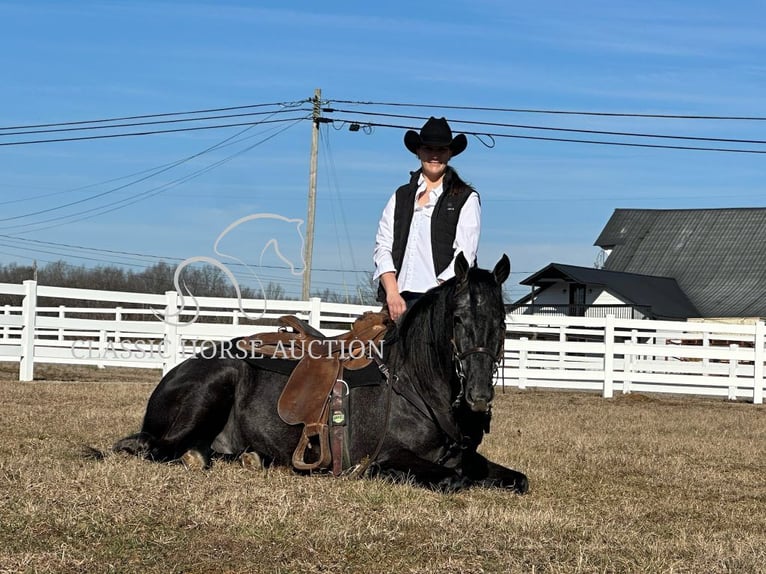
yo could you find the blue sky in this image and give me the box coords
[1,1,765,300]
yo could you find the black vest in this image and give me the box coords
[378,167,477,301]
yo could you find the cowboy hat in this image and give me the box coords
[404,117,468,156]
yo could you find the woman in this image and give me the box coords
[373,117,481,320]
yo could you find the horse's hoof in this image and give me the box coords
[513,474,530,494]
[240,451,263,470]
[181,450,207,470]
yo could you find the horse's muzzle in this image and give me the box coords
[468,398,490,413]
[466,391,493,413]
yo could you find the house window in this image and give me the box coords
[569,283,586,316]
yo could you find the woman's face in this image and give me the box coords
[417,145,452,181]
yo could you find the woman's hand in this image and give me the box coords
[380,272,406,321]
[386,291,407,321]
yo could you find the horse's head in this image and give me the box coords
[451,253,510,413]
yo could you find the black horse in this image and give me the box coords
[112,254,528,493]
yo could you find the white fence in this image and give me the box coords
[500,314,764,404]
[0,280,378,380]
[1,281,764,404]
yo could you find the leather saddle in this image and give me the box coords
[236,310,391,474]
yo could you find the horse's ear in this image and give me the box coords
[454,252,470,284]
[493,254,511,285]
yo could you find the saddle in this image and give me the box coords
[236,310,391,475]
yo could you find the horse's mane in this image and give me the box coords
[396,283,454,384]
[395,267,502,386]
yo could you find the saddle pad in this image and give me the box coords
[243,355,385,388]
[242,355,298,375]
[277,356,341,426]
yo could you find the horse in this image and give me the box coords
[110,253,529,493]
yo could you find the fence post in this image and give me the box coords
[2,304,10,341]
[58,305,66,341]
[702,331,710,374]
[20,279,38,382]
[518,337,528,390]
[728,344,738,401]
[115,307,122,343]
[603,314,615,398]
[623,329,638,395]
[497,338,509,392]
[753,321,764,405]
[97,330,107,369]
[308,297,322,329]
[163,290,180,375]
[558,325,566,369]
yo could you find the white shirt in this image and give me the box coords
[373,174,481,293]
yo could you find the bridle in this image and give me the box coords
[450,335,503,410]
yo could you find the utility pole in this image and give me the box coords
[302,88,321,301]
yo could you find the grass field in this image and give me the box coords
[1,362,765,573]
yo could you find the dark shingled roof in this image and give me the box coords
[520,263,699,320]
[595,208,766,318]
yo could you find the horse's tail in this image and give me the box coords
[79,432,156,461]
[80,444,107,460]
[111,432,155,458]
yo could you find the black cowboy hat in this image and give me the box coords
[404,117,468,156]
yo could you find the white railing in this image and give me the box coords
[1,281,764,404]
[0,280,378,380]
[499,314,764,404]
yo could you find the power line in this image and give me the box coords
[0,107,311,138]
[0,115,311,147]
[328,99,766,121]
[0,100,311,131]
[0,248,56,266]
[326,108,766,146]
[0,113,297,222]
[1,117,308,234]
[0,111,305,208]
[9,94,763,296]
[327,116,766,155]
[319,125,361,301]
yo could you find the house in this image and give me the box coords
[512,208,766,320]
[512,263,698,320]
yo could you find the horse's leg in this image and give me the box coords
[180,449,209,470]
[210,408,266,469]
[114,358,242,465]
[223,369,302,469]
[239,451,264,469]
[462,452,529,493]
[373,465,474,493]
[348,387,473,491]
[367,447,470,492]
[378,452,528,493]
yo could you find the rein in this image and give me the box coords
[345,354,395,479]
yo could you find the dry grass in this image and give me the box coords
[1,362,765,574]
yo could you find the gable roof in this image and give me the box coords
[595,208,766,318]
[520,263,699,320]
